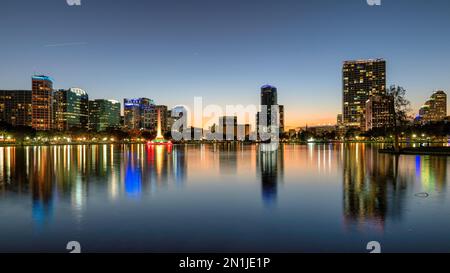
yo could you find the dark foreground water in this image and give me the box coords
[0,143,449,253]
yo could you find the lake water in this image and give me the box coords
[0,143,449,253]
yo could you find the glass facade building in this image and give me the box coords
[54,88,89,131]
[418,90,447,124]
[88,99,121,132]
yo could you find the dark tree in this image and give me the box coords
[388,85,411,151]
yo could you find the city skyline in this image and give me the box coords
[0,67,448,132]
[1,0,450,127]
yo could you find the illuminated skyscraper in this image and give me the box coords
[418,90,447,124]
[0,90,32,127]
[365,95,394,131]
[32,75,54,131]
[343,59,386,131]
[123,98,155,130]
[257,85,284,140]
[261,85,277,107]
[54,88,89,131]
[278,104,285,135]
[88,99,121,131]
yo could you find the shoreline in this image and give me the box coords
[379,147,450,156]
[0,140,448,148]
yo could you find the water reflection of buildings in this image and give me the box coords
[343,144,406,231]
[416,156,447,193]
[0,146,57,226]
[120,144,187,197]
[121,144,186,197]
[257,144,284,207]
[0,144,187,224]
[343,144,449,231]
[217,143,239,175]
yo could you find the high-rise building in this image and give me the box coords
[54,88,89,131]
[123,98,155,130]
[88,99,121,131]
[418,90,447,124]
[32,75,54,131]
[237,124,251,141]
[257,85,283,139]
[261,85,277,107]
[343,59,386,131]
[166,110,175,133]
[0,90,32,127]
[279,104,285,135]
[365,95,394,131]
[219,116,238,140]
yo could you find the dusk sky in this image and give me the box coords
[1,0,450,127]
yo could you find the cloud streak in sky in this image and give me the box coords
[43,42,88,48]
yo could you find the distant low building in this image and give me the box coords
[303,125,335,135]
[183,127,203,141]
[287,129,297,139]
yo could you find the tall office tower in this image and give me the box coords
[418,90,447,124]
[278,104,285,135]
[365,95,394,131]
[343,59,386,131]
[54,88,89,131]
[166,110,175,133]
[123,98,155,130]
[433,91,447,120]
[261,84,278,106]
[0,90,32,127]
[32,75,54,130]
[88,99,121,132]
[219,116,238,140]
[257,85,283,139]
[237,124,251,141]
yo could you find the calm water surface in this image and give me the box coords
[0,143,449,253]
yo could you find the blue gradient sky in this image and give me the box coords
[1,0,450,127]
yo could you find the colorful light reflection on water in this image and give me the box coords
[0,143,449,253]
